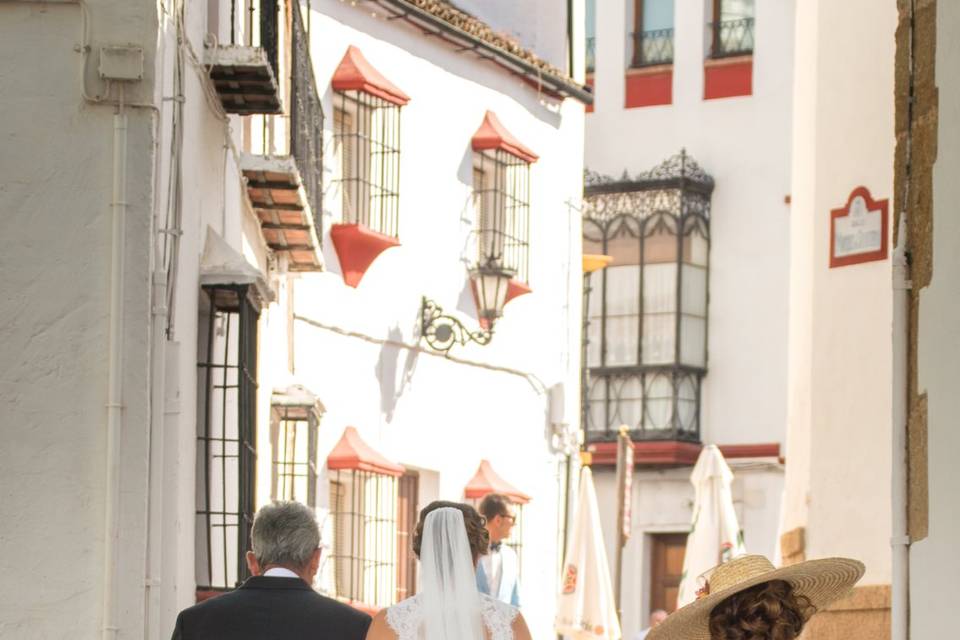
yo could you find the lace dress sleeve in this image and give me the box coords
[480,595,520,640]
[385,596,422,640]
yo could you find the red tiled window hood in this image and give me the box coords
[464,459,531,505]
[326,426,405,477]
[330,223,400,288]
[332,45,410,106]
[471,110,539,164]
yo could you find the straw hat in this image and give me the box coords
[647,555,864,640]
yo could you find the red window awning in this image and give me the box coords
[327,426,405,477]
[471,111,538,164]
[464,459,531,505]
[331,45,410,106]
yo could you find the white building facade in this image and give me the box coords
[0,0,589,638]
[581,1,793,636]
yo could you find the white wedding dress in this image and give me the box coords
[381,507,519,640]
[385,592,519,640]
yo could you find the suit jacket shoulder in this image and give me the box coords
[172,577,371,640]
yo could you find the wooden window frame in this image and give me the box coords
[631,0,675,68]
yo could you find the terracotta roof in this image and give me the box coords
[327,427,405,477]
[464,459,531,504]
[363,0,592,104]
[406,0,568,78]
[331,45,411,106]
[471,110,539,163]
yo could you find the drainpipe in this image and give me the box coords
[102,93,128,640]
[144,266,167,640]
[891,1,915,638]
[891,216,911,640]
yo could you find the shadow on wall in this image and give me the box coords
[376,324,419,422]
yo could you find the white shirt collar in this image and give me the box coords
[263,567,300,579]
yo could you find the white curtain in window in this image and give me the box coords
[676,376,698,432]
[642,263,676,364]
[616,376,644,430]
[644,373,673,430]
[680,263,707,367]
[604,265,641,365]
[588,377,608,432]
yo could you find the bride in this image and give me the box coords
[366,501,532,640]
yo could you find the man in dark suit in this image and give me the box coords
[171,501,372,640]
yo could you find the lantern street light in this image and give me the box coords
[420,260,516,353]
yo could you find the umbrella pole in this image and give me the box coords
[614,428,633,623]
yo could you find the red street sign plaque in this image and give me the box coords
[829,186,889,268]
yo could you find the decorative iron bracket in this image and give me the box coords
[419,297,493,353]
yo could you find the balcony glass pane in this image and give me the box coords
[677,375,698,432]
[680,316,707,368]
[588,376,608,434]
[720,0,754,21]
[614,375,644,430]
[644,373,673,430]
[605,316,640,366]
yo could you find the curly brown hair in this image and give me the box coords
[708,580,816,640]
[411,501,490,563]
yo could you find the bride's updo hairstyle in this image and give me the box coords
[412,501,489,563]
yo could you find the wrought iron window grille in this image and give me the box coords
[196,284,259,590]
[710,17,755,58]
[581,151,713,444]
[333,91,402,239]
[631,28,675,67]
[329,469,400,608]
[270,403,320,508]
[474,148,531,284]
[290,0,325,243]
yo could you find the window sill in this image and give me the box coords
[627,62,674,75]
[704,53,753,68]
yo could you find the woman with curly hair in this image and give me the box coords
[647,555,864,640]
[365,501,532,640]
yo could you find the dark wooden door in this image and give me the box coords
[396,472,419,600]
[650,533,687,613]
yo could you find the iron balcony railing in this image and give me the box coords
[585,36,596,74]
[290,0,324,240]
[631,28,674,67]
[711,17,754,58]
[227,0,280,79]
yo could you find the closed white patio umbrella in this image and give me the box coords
[556,466,622,640]
[676,445,746,607]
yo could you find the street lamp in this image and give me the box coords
[420,260,515,353]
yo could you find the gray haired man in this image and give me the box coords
[171,501,371,640]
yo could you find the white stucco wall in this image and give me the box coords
[253,2,586,637]
[910,1,960,635]
[586,0,795,450]
[0,2,159,637]
[783,0,895,585]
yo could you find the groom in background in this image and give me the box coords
[171,501,371,639]
[476,493,521,607]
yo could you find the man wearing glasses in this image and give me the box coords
[476,493,522,607]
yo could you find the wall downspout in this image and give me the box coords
[891,2,915,638]
[102,91,128,640]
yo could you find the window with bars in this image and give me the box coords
[195,285,259,591]
[333,91,402,238]
[631,0,675,67]
[269,393,322,508]
[474,148,531,283]
[329,469,399,608]
[710,0,755,58]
